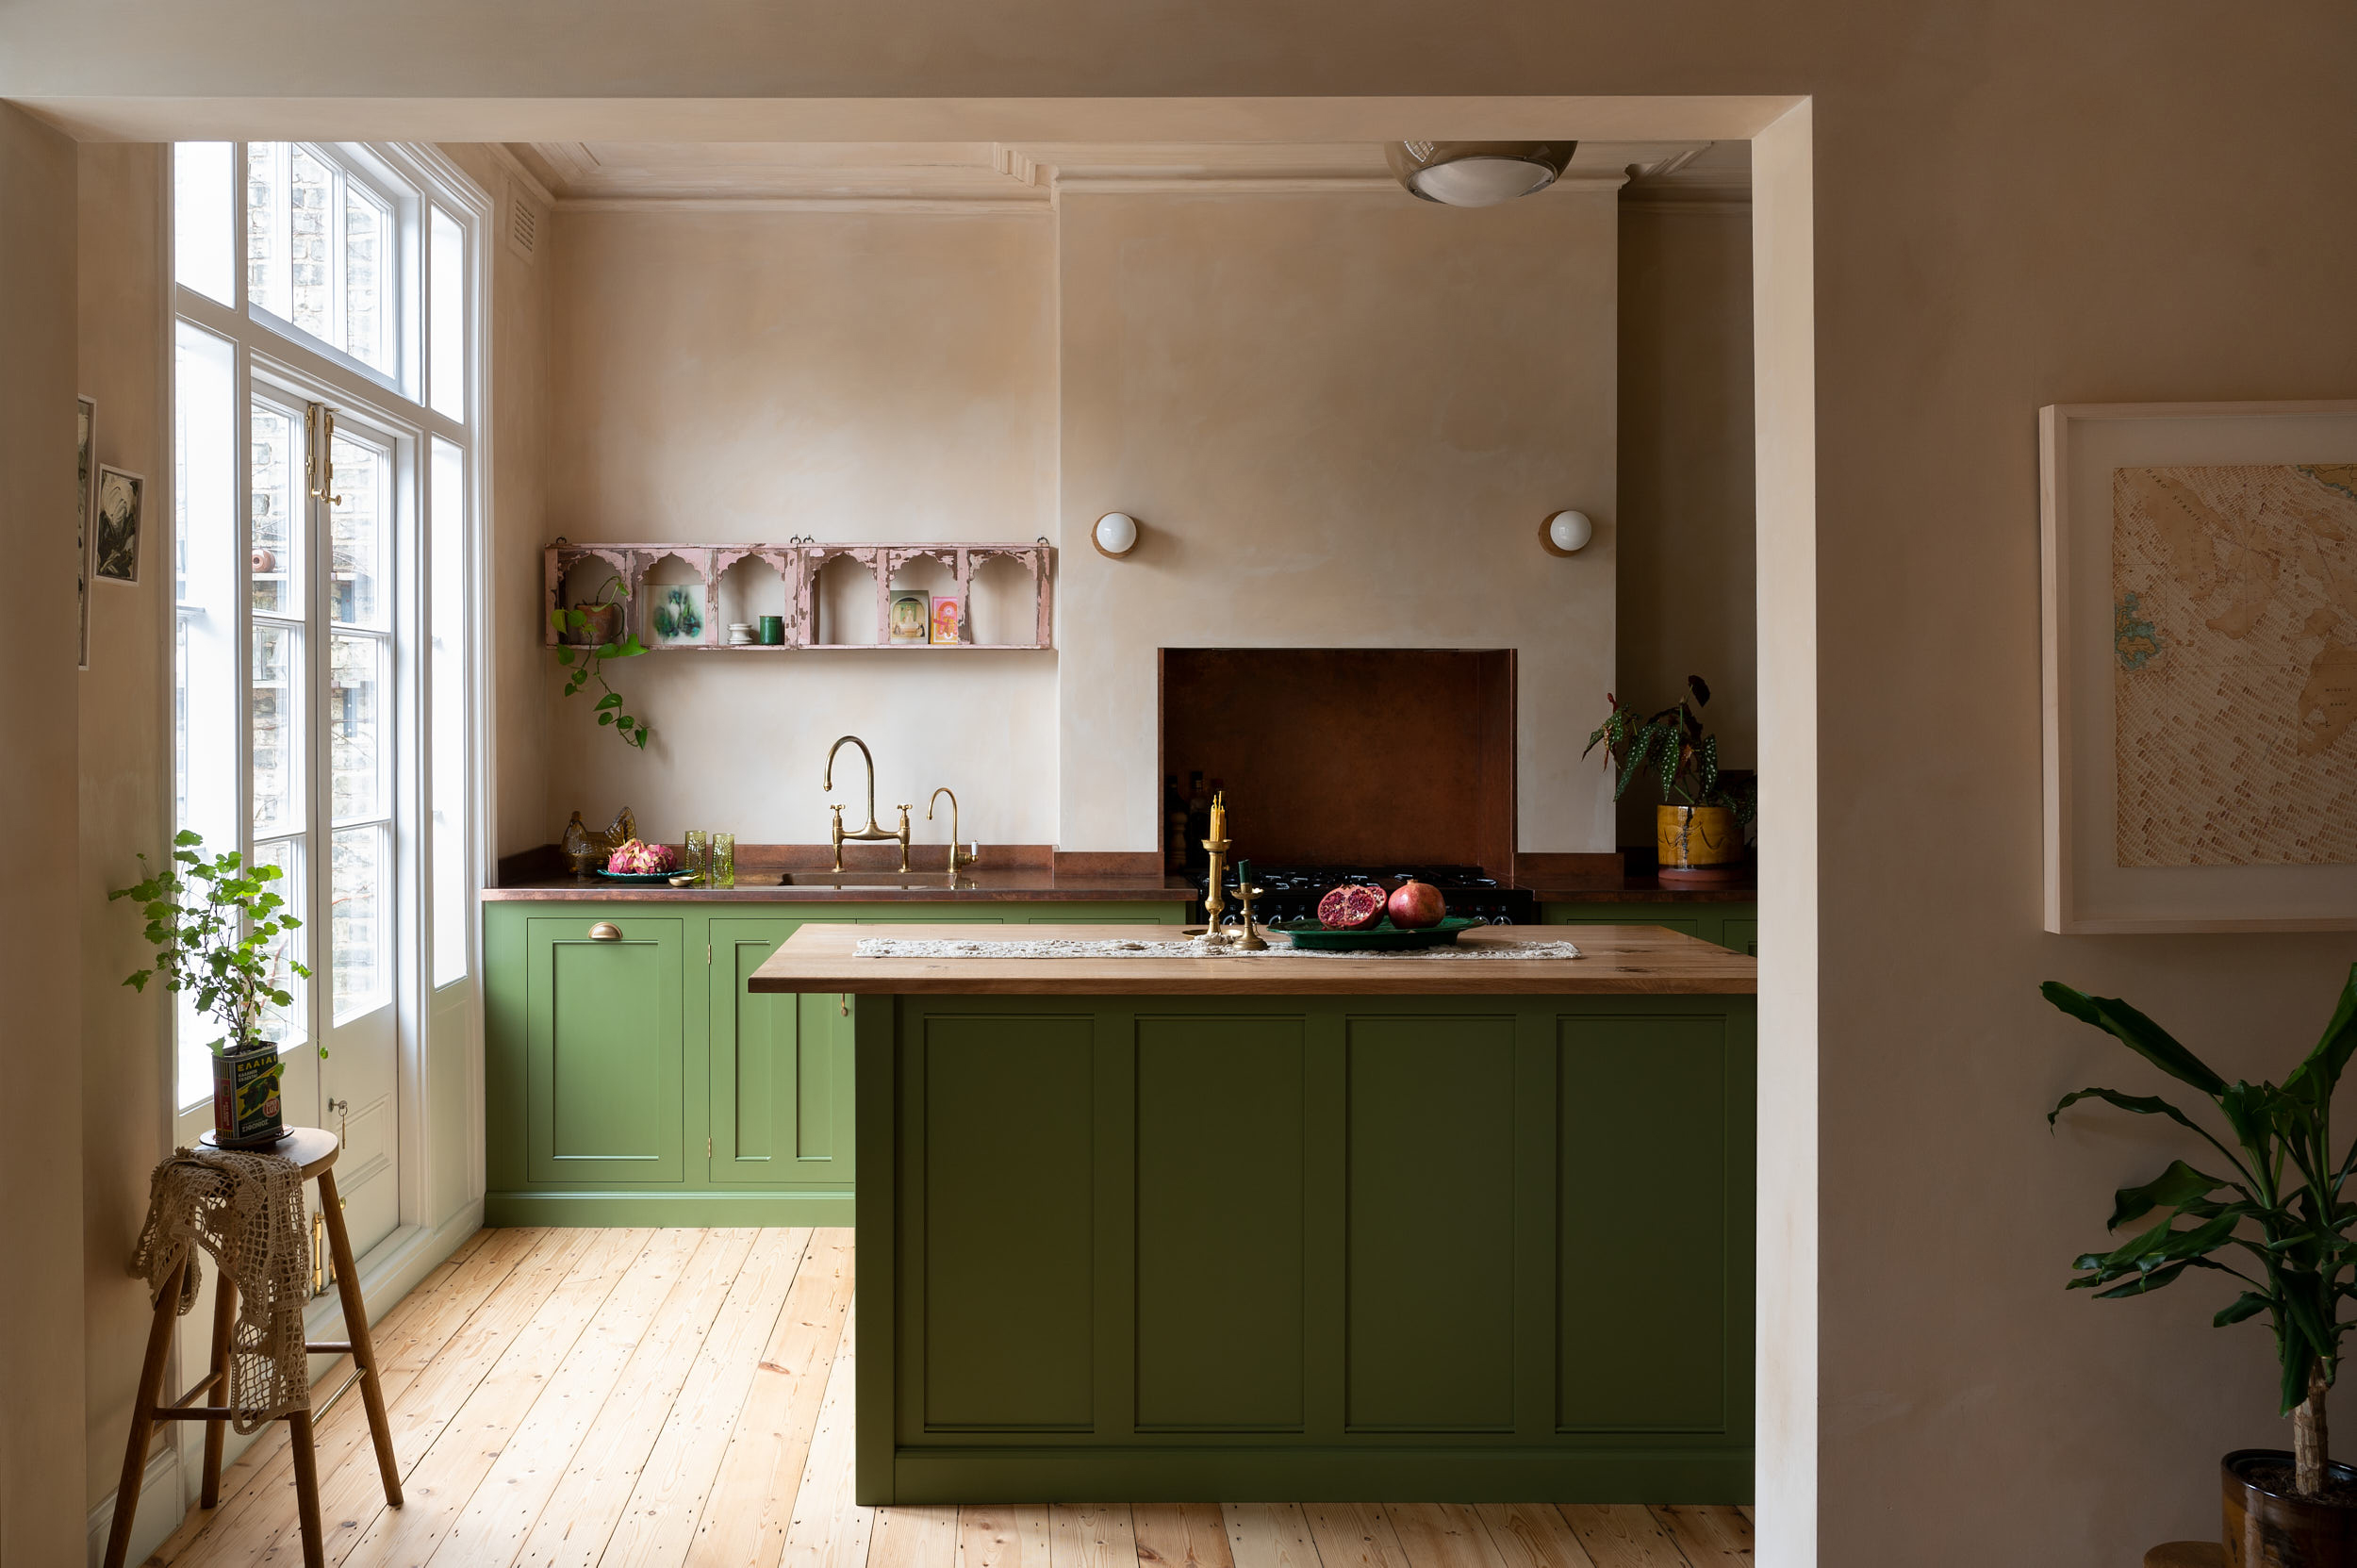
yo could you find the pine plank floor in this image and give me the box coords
[146,1228,1753,1568]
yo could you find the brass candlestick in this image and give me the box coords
[1231,859,1268,951]
[1202,838,1232,931]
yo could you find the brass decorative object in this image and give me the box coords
[561,811,599,877]
[1231,858,1268,950]
[928,787,978,873]
[602,806,637,852]
[824,735,912,870]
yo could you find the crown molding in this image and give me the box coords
[557,195,1051,215]
[484,141,556,207]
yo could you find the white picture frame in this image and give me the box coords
[2040,400,2357,933]
[75,394,95,669]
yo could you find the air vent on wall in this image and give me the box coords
[504,184,541,263]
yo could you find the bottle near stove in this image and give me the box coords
[1184,771,1210,872]
[1163,775,1188,870]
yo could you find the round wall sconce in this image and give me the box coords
[1541,510,1594,555]
[1093,511,1141,558]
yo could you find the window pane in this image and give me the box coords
[332,825,387,1023]
[288,145,334,344]
[431,437,469,986]
[251,621,304,838]
[252,836,307,1048]
[344,180,389,370]
[331,634,383,823]
[174,321,241,1109]
[173,142,235,305]
[245,141,288,322]
[429,207,464,421]
[249,401,299,616]
[328,430,387,627]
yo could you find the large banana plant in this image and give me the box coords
[2045,966,2357,1496]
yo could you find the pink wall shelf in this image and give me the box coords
[543,538,1056,652]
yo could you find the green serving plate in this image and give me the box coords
[1273,916,1480,951]
[595,868,681,883]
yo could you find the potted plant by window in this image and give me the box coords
[1584,676,1757,883]
[2045,969,2357,1566]
[112,831,311,1148]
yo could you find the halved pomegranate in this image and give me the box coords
[1317,883,1389,931]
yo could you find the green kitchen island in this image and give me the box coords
[748,921,1756,1506]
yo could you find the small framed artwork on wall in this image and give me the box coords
[930,596,962,645]
[75,395,95,668]
[888,590,930,644]
[2040,400,2357,931]
[93,464,143,586]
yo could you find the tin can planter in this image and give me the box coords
[211,1042,287,1148]
[1656,803,1747,885]
[2224,1449,2357,1568]
[565,601,623,647]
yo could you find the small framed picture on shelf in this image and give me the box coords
[93,464,143,585]
[930,596,962,645]
[888,590,931,644]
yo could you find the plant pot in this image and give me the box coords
[210,1042,286,1149]
[1656,804,1745,883]
[566,601,623,647]
[2224,1448,2357,1567]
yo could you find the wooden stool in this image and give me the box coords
[103,1128,402,1568]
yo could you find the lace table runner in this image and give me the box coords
[852,935,1584,961]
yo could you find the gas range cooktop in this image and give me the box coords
[1193,864,1535,927]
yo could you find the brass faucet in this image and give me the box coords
[823,735,911,871]
[927,787,979,873]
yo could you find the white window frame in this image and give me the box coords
[168,140,489,1234]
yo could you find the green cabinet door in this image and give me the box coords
[525,916,685,1183]
[710,918,855,1186]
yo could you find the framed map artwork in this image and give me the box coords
[2041,401,2357,932]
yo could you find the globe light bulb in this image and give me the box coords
[1094,512,1139,557]
[1546,510,1593,553]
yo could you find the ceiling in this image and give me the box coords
[503,140,1750,208]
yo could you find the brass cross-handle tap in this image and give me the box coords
[927,787,978,872]
[823,735,913,870]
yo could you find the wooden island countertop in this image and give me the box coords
[746,919,1755,996]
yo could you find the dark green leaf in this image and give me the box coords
[2284,964,2357,1106]
[2109,1159,2229,1230]
[2040,982,2228,1095]
[2093,1260,2194,1298]
[2050,1084,2207,1137]
[2217,1291,2275,1328]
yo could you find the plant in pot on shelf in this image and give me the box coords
[1583,676,1756,883]
[550,572,651,750]
[111,830,314,1149]
[2045,969,2357,1565]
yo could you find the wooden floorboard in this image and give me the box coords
[148,1228,1751,1568]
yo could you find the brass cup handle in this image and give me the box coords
[588,921,623,941]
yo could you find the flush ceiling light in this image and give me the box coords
[1093,511,1140,558]
[1387,141,1579,207]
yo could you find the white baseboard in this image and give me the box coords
[86,1445,180,1568]
[85,1196,485,1566]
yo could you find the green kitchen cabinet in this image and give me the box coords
[1542,900,1756,955]
[523,915,687,1185]
[485,899,1187,1225]
[709,918,855,1187]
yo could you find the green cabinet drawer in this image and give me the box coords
[710,918,855,1186]
[525,916,684,1184]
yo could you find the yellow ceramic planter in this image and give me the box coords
[1657,804,1742,869]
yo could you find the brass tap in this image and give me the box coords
[927,787,978,873]
[822,735,912,871]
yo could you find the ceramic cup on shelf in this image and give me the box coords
[728,622,755,646]
[758,615,784,646]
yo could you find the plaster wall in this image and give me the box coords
[1615,200,1755,847]
[75,140,173,1520]
[0,97,89,1564]
[1055,188,1619,853]
[538,207,1060,846]
[441,146,558,863]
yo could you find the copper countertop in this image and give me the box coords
[482,868,1194,903]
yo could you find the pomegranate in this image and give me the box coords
[1386,879,1447,929]
[1316,883,1389,931]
